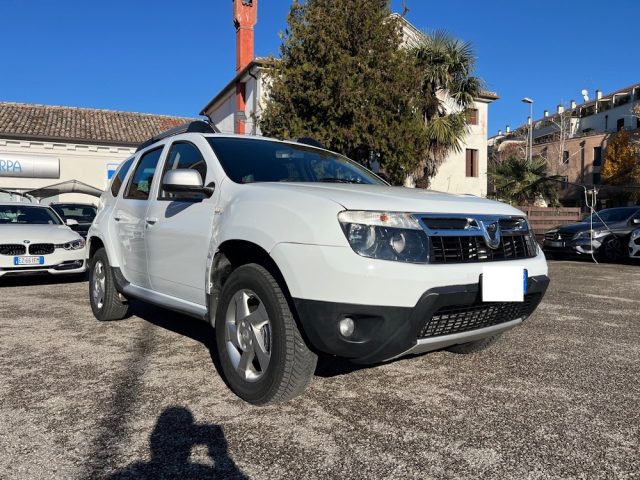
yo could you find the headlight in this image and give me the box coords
[572,230,608,240]
[59,239,86,250]
[338,211,429,263]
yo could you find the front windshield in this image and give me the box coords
[207,137,385,185]
[0,205,62,225]
[51,204,97,223]
[582,208,638,224]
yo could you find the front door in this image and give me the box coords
[112,146,164,289]
[145,138,218,306]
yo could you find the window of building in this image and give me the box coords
[125,147,163,200]
[563,151,569,164]
[560,175,568,190]
[593,173,601,185]
[110,158,134,197]
[465,149,478,177]
[159,142,208,200]
[637,117,640,129]
[466,108,479,125]
[593,146,602,167]
[617,118,625,131]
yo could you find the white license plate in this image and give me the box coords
[548,241,564,247]
[482,266,526,302]
[14,256,44,266]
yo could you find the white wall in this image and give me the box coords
[429,100,489,196]
[0,138,134,204]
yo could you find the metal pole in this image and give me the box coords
[529,102,533,163]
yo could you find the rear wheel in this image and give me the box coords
[89,248,129,321]
[215,263,317,405]
[446,334,502,354]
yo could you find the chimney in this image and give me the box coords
[234,0,257,72]
[596,89,602,100]
[498,129,503,136]
[233,0,258,134]
[557,105,564,114]
[506,125,511,133]
[544,110,549,117]
[570,99,576,109]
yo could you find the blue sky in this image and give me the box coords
[1,0,638,135]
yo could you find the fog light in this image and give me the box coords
[339,317,355,337]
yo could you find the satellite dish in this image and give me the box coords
[581,89,589,102]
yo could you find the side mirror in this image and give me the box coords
[162,169,214,198]
[66,219,79,226]
[632,218,640,225]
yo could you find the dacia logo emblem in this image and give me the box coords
[480,220,501,249]
[23,240,31,244]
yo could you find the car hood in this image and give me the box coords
[251,183,524,216]
[0,224,82,244]
[555,221,623,234]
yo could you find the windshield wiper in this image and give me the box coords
[318,177,363,184]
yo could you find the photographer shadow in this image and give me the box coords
[108,406,246,479]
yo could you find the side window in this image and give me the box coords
[110,158,134,197]
[159,142,208,200]
[125,147,163,200]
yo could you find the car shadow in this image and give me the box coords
[129,300,372,380]
[106,406,247,479]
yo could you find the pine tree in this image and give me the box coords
[259,0,426,184]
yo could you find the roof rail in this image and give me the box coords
[136,120,219,152]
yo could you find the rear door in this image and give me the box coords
[144,136,218,305]
[112,146,164,288]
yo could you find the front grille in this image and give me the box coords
[0,244,26,255]
[430,233,537,264]
[29,243,54,255]
[419,293,541,338]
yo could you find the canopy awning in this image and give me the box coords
[25,180,104,200]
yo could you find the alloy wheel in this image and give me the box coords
[224,289,272,382]
[92,260,106,310]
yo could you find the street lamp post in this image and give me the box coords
[521,97,534,163]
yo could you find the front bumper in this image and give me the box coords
[543,237,604,256]
[294,275,550,364]
[0,250,87,277]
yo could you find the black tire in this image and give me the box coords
[601,236,623,263]
[215,263,317,405]
[89,248,129,321]
[446,334,502,354]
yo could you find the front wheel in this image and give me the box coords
[89,248,129,321]
[215,263,317,405]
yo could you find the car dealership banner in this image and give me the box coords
[0,154,60,178]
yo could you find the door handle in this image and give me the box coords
[146,217,158,225]
[113,217,121,222]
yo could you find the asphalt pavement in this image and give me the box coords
[0,260,638,479]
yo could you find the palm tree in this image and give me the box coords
[409,31,483,186]
[489,156,563,206]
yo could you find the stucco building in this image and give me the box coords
[0,102,193,203]
[489,83,640,206]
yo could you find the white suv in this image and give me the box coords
[87,121,549,405]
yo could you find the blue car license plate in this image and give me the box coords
[14,256,44,266]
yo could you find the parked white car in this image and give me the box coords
[87,121,549,405]
[629,228,640,259]
[0,202,86,277]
